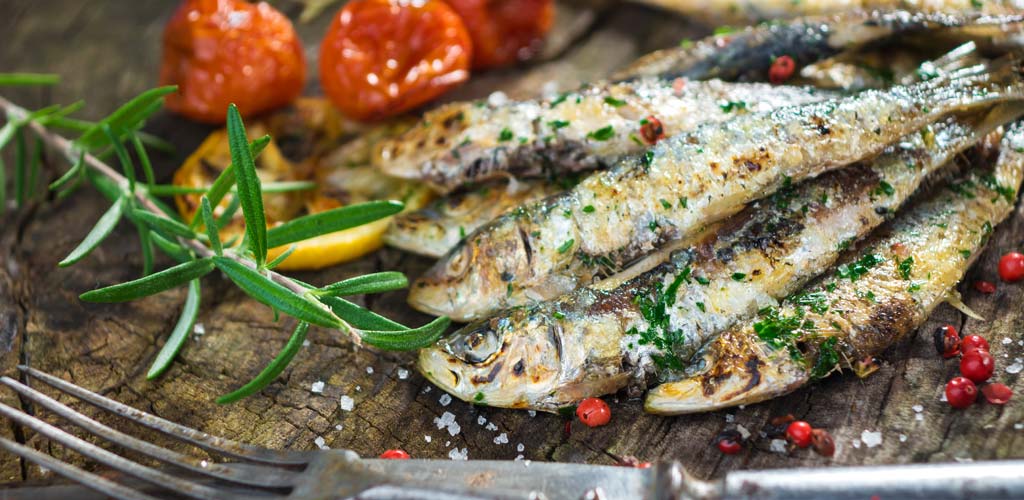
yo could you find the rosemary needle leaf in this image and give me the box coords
[265,245,296,269]
[147,279,201,379]
[0,121,19,152]
[212,256,343,329]
[316,272,408,297]
[0,72,60,86]
[76,86,177,150]
[217,195,241,228]
[318,296,407,331]
[188,134,270,228]
[131,208,197,240]
[130,134,156,186]
[360,316,451,351]
[14,129,26,206]
[80,258,215,303]
[50,150,85,191]
[225,104,267,267]
[134,221,155,277]
[151,232,192,263]
[199,196,222,255]
[101,124,135,190]
[58,197,126,268]
[216,321,309,404]
[266,200,404,248]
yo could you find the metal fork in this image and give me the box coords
[0,366,527,500]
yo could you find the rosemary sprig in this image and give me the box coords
[0,78,449,401]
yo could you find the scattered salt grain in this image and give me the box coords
[303,340,310,347]
[736,424,751,440]
[355,385,362,392]
[314,436,328,450]
[340,395,355,411]
[861,430,882,448]
[311,381,325,394]
[954,456,974,463]
[425,435,432,443]
[193,323,206,335]
[485,422,498,431]
[1003,337,1013,345]
[1006,360,1023,374]
[449,447,469,460]
[1014,423,1023,430]
[725,413,735,423]
[335,424,343,430]
[515,454,525,461]
[940,391,948,402]
[439,394,452,406]
[769,439,788,454]
[446,440,451,446]
[487,91,509,107]
[528,410,537,417]
[494,433,509,445]
[915,413,924,422]
[899,434,907,443]
[517,443,525,452]
[477,416,488,425]
[912,404,923,413]
[366,366,374,374]
[434,411,461,436]
[397,368,410,380]
[852,439,862,449]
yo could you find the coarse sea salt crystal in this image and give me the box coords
[1006,360,1023,374]
[311,381,325,394]
[439,394,452,406]
[912,405,924,413]
[528,410,537,417]
[915,413,924,422]
[1003,337,1013,345]
[736,424,751,440]
[487,91,508,107]
[515,454,525,461]
[449,447,469,460]
[423,386,432,393]
[940,391,948,402]
[314,436,328,450]
[725,414,735,423]
[861,430,882,448]
[397,368,410,380]
[340,395,355,411]
[1014,423,1023,430]
[769,439,788,454]
[335,424,343,430]
[477,416,487,425]
[494,433,509,445]
[485,422,498,431]
[899,434,907,443]
[193,323,205,335]
[434,411,461,436]
[302,339,310,347]
[517,443,525,452]
[425,435,432,443]
[366,366,374,374]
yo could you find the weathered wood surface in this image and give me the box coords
[1,0,1023,490]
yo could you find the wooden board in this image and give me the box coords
[1,0,1023,489]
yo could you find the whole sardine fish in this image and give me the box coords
[416,107,1022,411]
[645,122,1024,414]
[409,62,1024,322]
[630,0,1024,25]
[613,10,1024,82]
[375,79,832,193]
[384,180,562,258]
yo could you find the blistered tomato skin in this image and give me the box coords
[160,0,306,124]
[319,0,472,121]
[444,0,554,69]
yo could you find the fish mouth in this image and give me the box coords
[417,348,468,399]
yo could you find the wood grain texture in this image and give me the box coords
[0,0,1022,489]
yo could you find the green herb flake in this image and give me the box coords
[498,128,514,142]
[587,125,615,141]
[959,249,971,259]
[836,254,884,281]
[897,256,913,280]
[557,239,575,253]
[553,311,566,320]
[695,302,706,312]
[695,276,710,285]
[719,100,747,113]
[548,119,570,130]
[659,198,672,209]
[810,337,839,380]
[582,205,595,213]
[604,97,627,107]
[731,272,747,282]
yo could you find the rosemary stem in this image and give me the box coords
[0,96,326,304]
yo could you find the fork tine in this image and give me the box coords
[0,436,160,500]
[0,376,300,489]
[0,401,269,500]
[18,365,314,465]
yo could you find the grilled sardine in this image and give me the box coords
[376,79,832,192]
[645,122,1024,414]
[409,62,1024,322]
[613,10,1023,82]
[416,107,1022,411]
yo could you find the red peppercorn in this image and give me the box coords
[717,436,743,455]
[961,334,990,355]
[811,428,835,457]
[981,382,1013,405]
[785,420,813,448]
[998,252,1024,282]
[576,397,611,427]
[639,115,666,144]
[933,325,961,359]
[380,449,410,459]
[945,376,978,409]
[960,350,995,383]
[769,55,796,84]
[974,280,996,294]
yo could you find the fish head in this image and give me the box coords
[417,310,566,410]
[408,221,531,321]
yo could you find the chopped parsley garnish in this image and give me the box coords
[548,119,570,130]
[959,249,971,259]
[731,272,747,282]
[557,239,575,253]
[810,337,839,380]
[695,302,706,312]
[587,125,615,141]
[678,197,688,208]
[474,392,485,402]
[837,237,854,251]
[874,180,895,197]
[604,96,627,107]
[836,254,884,281]
[908,282,922,292]
[719,100,748,113]
[582,205,595,213]
[649,220,659,231]
[459,226,466,239]
[753,306,810,361]
[498,128,514,142]
[949,180,977,199]
[897,256,913,280]
[641,150,655,168]
[549,93,568,108]
[789,291,829,314]
[695,276,710,285]
[552,311,565,320]
[981,174,1016,203]
[659,199,672,209]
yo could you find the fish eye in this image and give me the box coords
[445,243,472,278]
[444,323,501,364]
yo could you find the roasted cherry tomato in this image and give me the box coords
[443,0,554,69]
[576,397,611,427]
[998,251,1024,282]
[319,0,472,121]
[160,0,307,123]
[380,449,411,459]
